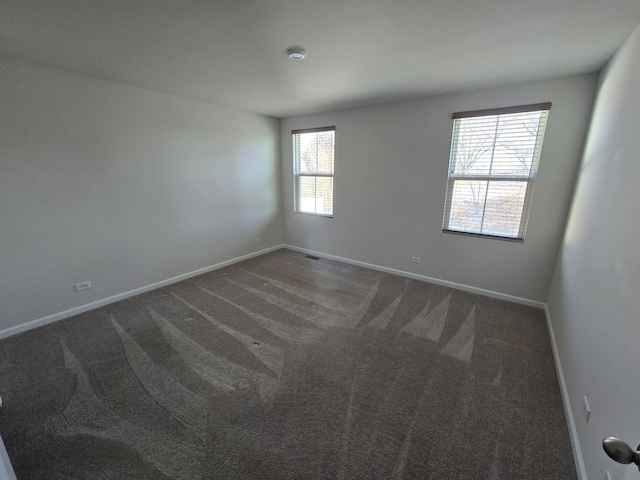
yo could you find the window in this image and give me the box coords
[293,126,335,217]
[442,103,551,241]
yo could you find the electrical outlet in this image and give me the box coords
[255,237,261,243]
[582,395,591,423]
[75,281,91,292]
[411,256,421,264]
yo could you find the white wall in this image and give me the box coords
[0,58,282,332]
[281,75,597,302]
[547,24,640,480]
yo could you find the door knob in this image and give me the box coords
[603,437,640,471]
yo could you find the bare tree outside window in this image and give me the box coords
[293,127,335,217]
[443,104,550,240]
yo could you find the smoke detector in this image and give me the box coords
[287,48,306,60]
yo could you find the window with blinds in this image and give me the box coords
[293,126,335,217]
[442,103,551,241]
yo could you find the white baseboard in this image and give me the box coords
[283,244,583,478]
[2,243,544,342]
[544,305,586,480]
[282,244,546,309]
[0,245,285,341]
[0,243,581,480]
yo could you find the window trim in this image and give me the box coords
[292,126,335,135]
[452,102,552,119]
[441,228,526,243]
[292,126,335,218]
[442,103,551,242]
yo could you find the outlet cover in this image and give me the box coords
[411,256,421,264]
[75,281,91,292]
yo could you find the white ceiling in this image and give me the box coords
[1,0,639,118]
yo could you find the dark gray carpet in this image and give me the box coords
[0,248,576,479]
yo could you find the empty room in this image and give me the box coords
[1,1,640,479]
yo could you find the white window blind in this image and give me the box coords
[442,103,551,241]
[293,126,335,217]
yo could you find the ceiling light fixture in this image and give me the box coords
[287,48,306,60]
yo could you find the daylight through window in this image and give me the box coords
[293,126,335,217]
[442,103,551,241]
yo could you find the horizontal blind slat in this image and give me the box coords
[443,105,549,239]
[292,127,335,216]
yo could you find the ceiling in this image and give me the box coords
[1,0,639,118]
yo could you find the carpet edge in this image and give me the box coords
[281,244,583,478]
[282,244,546,309]
[0,244,285,342]
[544,304,587,480]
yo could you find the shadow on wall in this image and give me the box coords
[232,135,282,247]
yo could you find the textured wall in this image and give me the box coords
[281,75,597,302]
[547,24,640,480]
[0,58,282,332]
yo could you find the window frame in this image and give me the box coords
[292,126,335,218]
[442,103,551,242]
